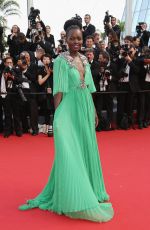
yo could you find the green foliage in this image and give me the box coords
[118,20,125,32]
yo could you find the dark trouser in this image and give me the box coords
[93,83,116,124]
[96,93,114,123]
[117,83,135,126]
[137,92,145,123]
[139,82,150,122]
[93,93,114,128]
[21,89,38,132]
[39,94,55,125]
[2,94,22,134]
[0,96,3,132]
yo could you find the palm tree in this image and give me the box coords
[0,0,20,54]
[118,20,125,41]
[0,0,20,26]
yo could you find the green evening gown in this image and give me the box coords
[19,51,114,222]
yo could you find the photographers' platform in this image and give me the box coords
[0,130,150,230]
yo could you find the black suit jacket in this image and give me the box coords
[139,30,150,47]
[45,34,55,48]
[89,60,100,91]
[117,58,140,92]
[112,25,121,40]
[83,24,95,42]
[7,34,19,58]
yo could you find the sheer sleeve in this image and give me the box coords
[86,64,96,93]
[53,56,69,96]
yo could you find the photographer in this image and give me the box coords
[17,51,39,135]
[96,51,117,131]
[117,45,140,129]
[7,25,20,62]
[57,31,67,54]
[86,48,100,90]
[37,54,54,136]
[137,47,150,128]
[107,30,120,62]
[32,31,55,57]
[104,12,121,40]
[136,22,150,48]
[0,57,23,137]
[26,7,46,42]
[14,32,37,58]
[45,25,55,48]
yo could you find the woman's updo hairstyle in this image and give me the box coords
[64,17,82,39]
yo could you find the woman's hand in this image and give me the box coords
[47,87,52,94]
[45,66,52,76]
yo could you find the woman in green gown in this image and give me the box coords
[19,19,114,222]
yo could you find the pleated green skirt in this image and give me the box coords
[19,87,114,222]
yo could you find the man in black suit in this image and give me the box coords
[0,57,23,137]
[85,48,100,127]
[83,14,95,44]
[85,48,100,90]
[136,23,150,48]
[18,51,39,135]
[117,45,140,128]
[110,17,121,40]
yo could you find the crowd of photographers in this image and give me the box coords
[0,8,150,138]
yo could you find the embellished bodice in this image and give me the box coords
[59,51,89,89]
[53,51,96,95]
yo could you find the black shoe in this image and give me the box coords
[138,122,143,129]
[47,126,53,137]
[3,132,11,138]
[32,130,38,136]
[16,131,23,137]
[96,126,102,132]
[143,122,148,128]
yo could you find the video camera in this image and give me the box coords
[103,11,113,35]
[28,7,40,29]
[136,22,144,35]
[99,63,111,80]
[3,66,14,76]
[103,11,113,25]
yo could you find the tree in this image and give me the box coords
[118,20,125,41]
[0,0,20,21]
[0,0,20,54]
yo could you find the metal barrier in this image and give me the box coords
[1,90,150,95]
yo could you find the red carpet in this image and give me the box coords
[0,129,150,230]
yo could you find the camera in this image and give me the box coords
[3,66,14,75]
[120,70,128,78]
[15,84,27,102]
[121,44,132,57]
[109,42,120,60]
[105,69,111,78]
[3,66,15,80]
[99,63,111,80]
[58,39,67,52]
[34,34,41,43]
[28,7,40,28]
[136,22,144,35]
[103,11,113,25]
[103,11,113,35]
